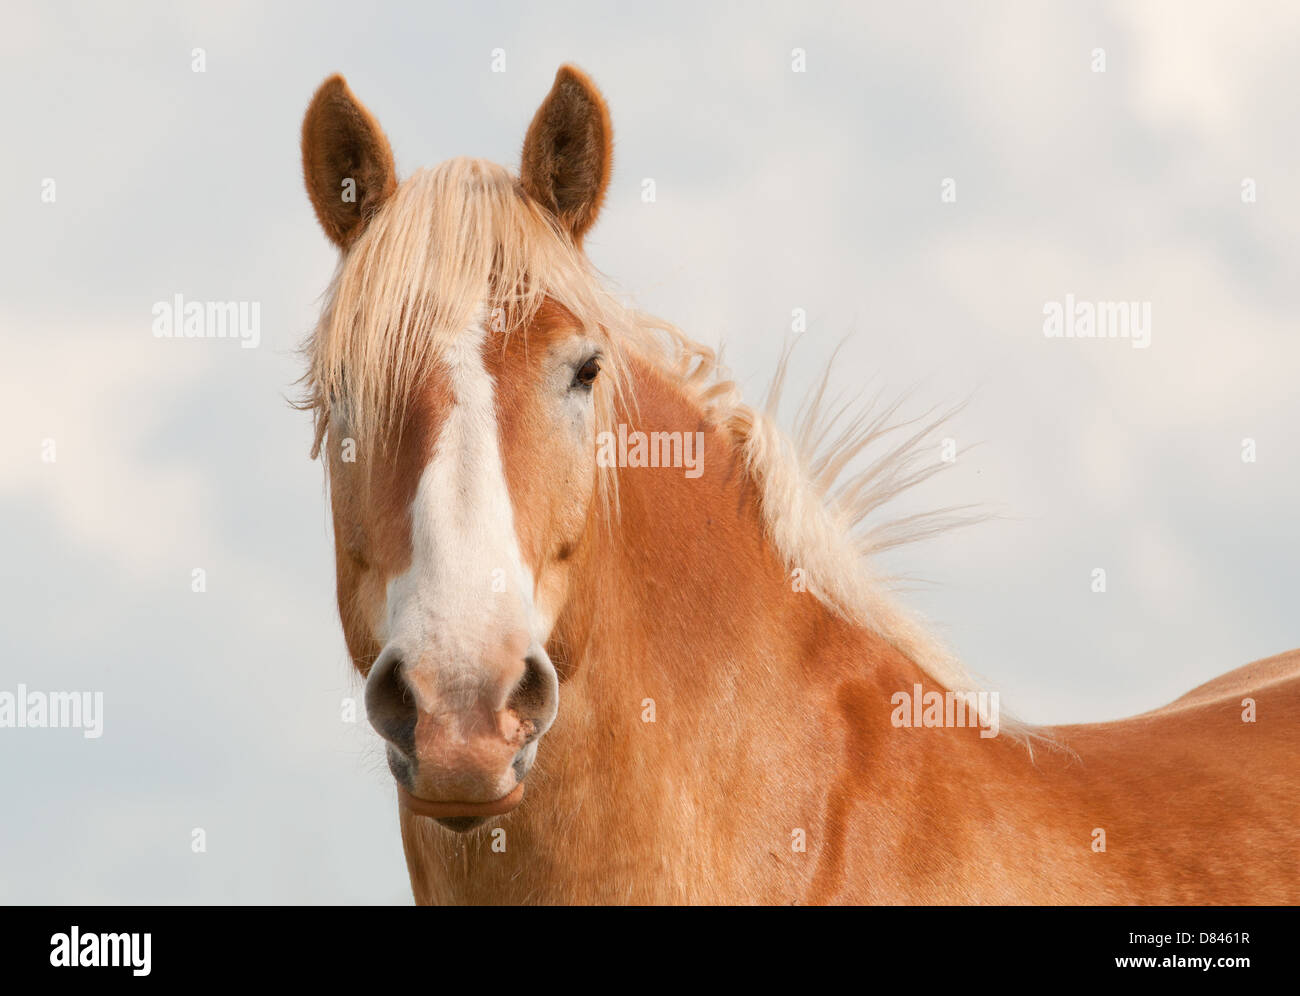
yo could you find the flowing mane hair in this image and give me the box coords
[299,156,1022,736]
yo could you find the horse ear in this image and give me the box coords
[301,74,398,251]
[520,65,613,245]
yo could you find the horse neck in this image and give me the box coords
[403,356,1055,903]
[533,356,979,897]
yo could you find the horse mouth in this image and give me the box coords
[398,782,525,825]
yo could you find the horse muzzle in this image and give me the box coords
[365,643,556,832]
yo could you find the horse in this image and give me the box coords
[297,65,1300,904]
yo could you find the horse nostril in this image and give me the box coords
[508,653,556,730]
[365,650,417,755]
[514,655,543,711]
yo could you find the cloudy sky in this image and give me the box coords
[2,1,1296,902]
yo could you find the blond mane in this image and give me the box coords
[301,156,1017,727]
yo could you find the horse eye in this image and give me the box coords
[572,355,601,389]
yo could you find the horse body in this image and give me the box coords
[298,66,1299,905]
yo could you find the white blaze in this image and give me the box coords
[383,313,545,715]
